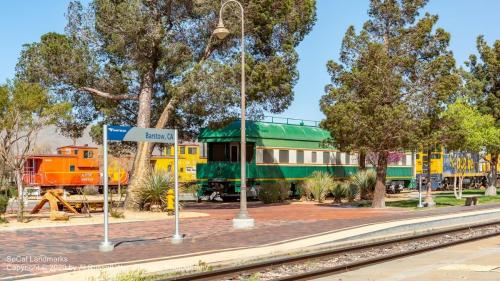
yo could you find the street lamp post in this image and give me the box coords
[213,0,254,229]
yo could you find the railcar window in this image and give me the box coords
[73,150,78,155]
[200,143,207,158]
[323,151,330,164]
[209,143,226,162]
[69,165,75,172]
[279,150,289,163]
[188,147,197,155]
[336,152,342,164]
[180,147,185,155]
[246,143,254,163]
[83,151,93,158]
[263,149,274,163]
[431,154,441,159]
[311,151,317,163]
[296,150,304,164]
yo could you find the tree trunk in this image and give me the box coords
[358,150,370,200]
[458,175,464,199]
[372,151,388,208]
[485,153,498,196]
[424,147,435,206]
[124,70,154,210]
[358,150,366,171]
[15,169,24,222]
[453,175,458,199]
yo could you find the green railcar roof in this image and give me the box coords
[198,120,331,143]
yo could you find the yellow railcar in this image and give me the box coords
[416,144,498,189]
[151,143,207,183]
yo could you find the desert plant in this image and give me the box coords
[0,195,8,222]
[259,183,280,204]
[351,170,376,200]
[137,171,172,211]
[277,181,291,202]
[183,184,201,196]
[110,208,125,219]
[330,182,347,203]
[346,183,359,202]
[303,171,334,203]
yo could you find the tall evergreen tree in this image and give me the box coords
[463,36,500,195]
[321,0,457,208]
[15,0,316,209]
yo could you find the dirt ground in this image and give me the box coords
[0,210,208,231]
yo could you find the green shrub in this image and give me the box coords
[137,171,172,211]
[110,208,125,219]
[0,195,8,220]
[258,181,289,204]
[303,171,334,203]
[351,170,376,200]
[182,184,201,195]
[330,182,347,203]
[346,183,359,202]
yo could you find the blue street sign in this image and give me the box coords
[107,125,175,144]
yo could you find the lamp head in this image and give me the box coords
[213,18,230,40]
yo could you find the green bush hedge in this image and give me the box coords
[258,181,290,204]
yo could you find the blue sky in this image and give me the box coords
[1,0,499,122]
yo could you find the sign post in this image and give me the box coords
[99,125,181,252]
[171,129,182,243]
[418,176,423,208]
[99,125,114,252]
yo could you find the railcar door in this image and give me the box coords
[230,144,239,162]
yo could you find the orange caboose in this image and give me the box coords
[23,145,128,191]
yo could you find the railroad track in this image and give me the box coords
[163,221,500,281]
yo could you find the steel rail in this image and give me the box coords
[162,221,500,281]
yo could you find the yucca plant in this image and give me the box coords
[0,195,8,222]
[137,170,172,211]
[303,171,334,203]
[346,183,359,202]
[330,182,347,204]
[351,170,376,200]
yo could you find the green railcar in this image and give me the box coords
[196,119,415,200]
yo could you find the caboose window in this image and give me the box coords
[83,151,93,158]
[69,165,75,172]
[263,149,274,163]
[279,150,289,163]
[73,150,78,155]
[296,150,304,164]
[311,152,317,163]
[180,147,186,155]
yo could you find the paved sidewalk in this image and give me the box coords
[1,202,500,280]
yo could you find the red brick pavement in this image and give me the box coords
[1,202,500,279]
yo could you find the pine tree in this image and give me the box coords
[321,0,457,208]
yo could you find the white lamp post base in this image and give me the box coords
[232,218,255,229]
[99,241,114,252]
[171,234,183,244]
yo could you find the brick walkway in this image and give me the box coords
[1,202,500,280]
